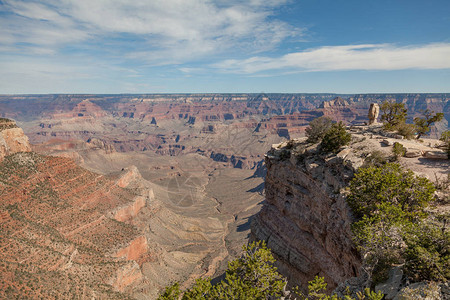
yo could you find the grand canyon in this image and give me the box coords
[0,94,449,299]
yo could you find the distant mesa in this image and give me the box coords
[319,96,350,108]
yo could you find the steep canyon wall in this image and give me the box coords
[251,141,361,289]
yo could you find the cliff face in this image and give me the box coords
[0,119,31,162]
[251,139,366,290]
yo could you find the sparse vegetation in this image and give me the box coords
[320,122,351,153]
[0,151,143,300]
[396,281,441,299]
[363,151,387,168]
[158,241,384,300]
[305,116,333,143]
[0,118,18,130]
[395,122,416,139]
[392,142,406,160]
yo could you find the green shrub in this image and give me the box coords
[214,241,285,299]
[351,202,411,283]
[363,151,388,167]
[392,142,406,159]
[403,223,450,282]
[320,122,351,153]
[158,242,383,300]
[305,116,333,143]
[347,163,435,218]
[348,163,449,285]
[294,276,383,300]
[158,241,286,300]
[158,283,182,300]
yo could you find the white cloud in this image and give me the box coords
[212,43,450,73]
[0,0,300,63]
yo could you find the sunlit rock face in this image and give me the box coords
[0,118,31,162]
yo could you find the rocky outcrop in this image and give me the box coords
[117,165,143,188]
[0,119,31,162]
[109,261,144,292]
[320,97,350,108]
[113,195,148,222]
[251,139,361,290]
[54,99,108,119]
[114,236,149,261]
[251,127,449,293]
[368,103,380,125]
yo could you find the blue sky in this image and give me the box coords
[0,0,449,94]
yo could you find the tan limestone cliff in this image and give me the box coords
[0,119,31,162]
[251,139,361,290]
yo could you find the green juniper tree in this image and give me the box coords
[347,163,449,285]
[414,110,444,139]
[305,116,333,143]
[380,101,407,130]
[158,241,384,300]
[320,122,351,153]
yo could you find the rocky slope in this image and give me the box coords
[251,125,449,291]
[0,151,150,298]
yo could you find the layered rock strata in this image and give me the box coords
[251,139,361,290]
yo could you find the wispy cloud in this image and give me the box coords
[1,0,449,93]
[212,43,450,73]
[0,0,300,63]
